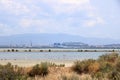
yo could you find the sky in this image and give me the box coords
[0,0,120,39]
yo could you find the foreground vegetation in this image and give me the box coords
[0,52,120,80]
[72,52,120,80]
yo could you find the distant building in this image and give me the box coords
[53,43,61,47]
[61,42,89,48]
[103,44,120,49]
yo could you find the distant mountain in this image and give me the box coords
[0,33,119,46]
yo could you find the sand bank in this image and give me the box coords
[0,60,74,67]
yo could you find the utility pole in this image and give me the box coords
[30,41,32,48]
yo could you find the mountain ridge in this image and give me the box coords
[0,33,119,45]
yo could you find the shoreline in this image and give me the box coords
[0,59,74,67]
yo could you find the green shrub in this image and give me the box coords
[29,49,31,52]
[28,62,49,77]
[0,63,28,80]
[99,62,114,73]
[40,62,49,76]
[7,49,10,52]
[98,52,119,63]
[108,70,120,80]
[72,52,120,80]
[59,64,65,67]
[12,49,14,52]
[28,64,41,77]
[72,59,95,74]
[47,62,57,67]
[91,72,106,80]
[115,61,120,72]
[44,62,65,67]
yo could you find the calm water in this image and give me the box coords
[0,52,114,61]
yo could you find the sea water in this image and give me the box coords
[0,52,114,61]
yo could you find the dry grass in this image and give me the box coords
[27,67,93,80]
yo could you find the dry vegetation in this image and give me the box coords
[0,52,120,80]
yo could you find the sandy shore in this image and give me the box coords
[0,60,74,67]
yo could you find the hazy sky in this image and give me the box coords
[0,0,120,39]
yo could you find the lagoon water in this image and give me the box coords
[0,52,114,61]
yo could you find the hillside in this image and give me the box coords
[0,33,119,46]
